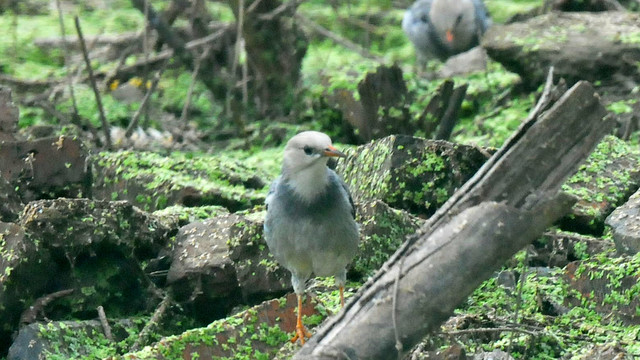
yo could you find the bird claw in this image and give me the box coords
[290,324,312,345]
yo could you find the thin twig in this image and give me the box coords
[295,12,385,63]
[124,61,168,137]
[392,258,405,360]
[507,259,529,355]
[443,326,539,337]
[97,306,114,341]
[232,0,246,107]
[108,29,227,83]
[19,289,74,326]
[526,66,555,122]
[131,294,172,351]
[245,0,265,13]
[226,0,248,136]
[180,47,211,127]
[74,16,111,149]
[55,0,79,120]
[142,0,150,127]
[257,0,298,20]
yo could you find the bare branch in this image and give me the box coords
[124,61,168,138]
[97,306,114,341]
[295,13,385,63]
[74,16,111,149]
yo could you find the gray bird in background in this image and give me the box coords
[264,131,359,345]
[402,0,491,62]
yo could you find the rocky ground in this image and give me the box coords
[1,0,640,359]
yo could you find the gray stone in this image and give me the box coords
[337,135,488,216]
[0,136,90,203]
[438,47,488,78]
[166,217,240,303]
[606,189,640,255]
[561,135,640,235]
[484,12,640,88]
[529,229,614,267]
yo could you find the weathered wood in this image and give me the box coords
[295,197,574,359]
[294,80,614,359]
[483,12,640,88]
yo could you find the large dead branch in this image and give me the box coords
[294,79,614,359]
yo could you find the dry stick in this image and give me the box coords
[74,16,112,149]
[443,326,539,337]
[246,0,265,13]
[435,83,468,141]
[131,294,172,351]
[295,13,385,63]
[97,306,114,341]
[180,47,211,128]
[142,0,151,127]
[19,289,74,326]
[231,0,246,106]
[257,0,297,20]
[129,0,192,66]
[507,266,529,356]
[55,0,79,119]
[392,258,405,360]
[125,61,168,137]
[109,29,227,81]
[226,0,248,136]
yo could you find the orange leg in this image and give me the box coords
[291,293,312,344]
[340,285,345,308]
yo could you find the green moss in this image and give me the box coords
[607,99,637,115]
[619,31,640,45]
[0,2,146,81]
[458,253,640,358]
[484,0,544,24]
[563,135,640,208]
[94,151,270,211]
[36,319,144,360]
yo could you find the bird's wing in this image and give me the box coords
[472,0,492,33]
[403,0,432,28]
[341,180,356,220]
[265,176,281,210]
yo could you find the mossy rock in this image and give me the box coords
[483,12,640,88]
[564,255,640,325]
[606,189,640,255]
[337,135,488,217]
[353,200,424,278]
[152,205,230,229]
[0,199,171,355]
[118,293,324,360]
[528,229,614,268]
[226,212,292,302]
[8,319,144,360]
[561,135,640,235]
[92,151,269,212]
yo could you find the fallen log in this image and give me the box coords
[294,78,614,359]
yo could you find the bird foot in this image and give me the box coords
[290,323,312,345]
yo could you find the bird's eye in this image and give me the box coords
[420,14,428,23]
[303,146,313,155]
[455,14,463,26]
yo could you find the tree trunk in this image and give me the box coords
[294,79,614,359]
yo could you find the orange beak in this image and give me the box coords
[446,29,454,43]
[323,145,346,158]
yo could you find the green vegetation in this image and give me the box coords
[457,251,640,358]
[3,0,640,359]
[94,151,270,211]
